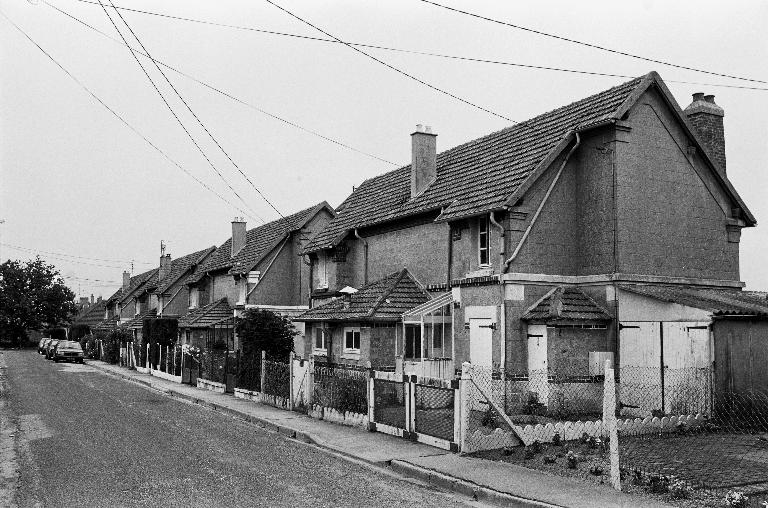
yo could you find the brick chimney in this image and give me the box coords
[411,124,437,197]
[122,271,131,290]
[90,294,94,305]
[159,253,171,281]
[684,93,726,172]
[231,217,247,257]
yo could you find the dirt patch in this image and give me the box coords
[0,353,20,508]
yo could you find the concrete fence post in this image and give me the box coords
[307,355,315,407]
[603,360,621,491]
[367,368,375,431]
[288,352,295,411]
[260,350,266,394]
[459,362,472,453]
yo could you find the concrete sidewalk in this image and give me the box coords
[86,360,670,508]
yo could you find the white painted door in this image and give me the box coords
[526,325,549,405]
[619,321,661,416]
[469,319,493,367]
[662,322,711,415]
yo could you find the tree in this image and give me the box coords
[235,309,295,360]
[0,257,76,346]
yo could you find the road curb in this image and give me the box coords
[390,460,561,508]
[85,361,564,508]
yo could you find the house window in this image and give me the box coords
[404,325,421,359]
[344,327,361,353]
[478,215,490,266]
[433,324,443,349]
[314,328,328,352]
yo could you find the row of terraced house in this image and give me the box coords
[73,72,768,417]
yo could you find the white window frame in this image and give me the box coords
[313,327,328,355]
[478,215,490,267]
[317,253,329,289]
[343,327,361,354]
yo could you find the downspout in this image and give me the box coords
[354,229,368,285]
[446,218,453,287]
[303,254,313,308]
[503,132,581,273]
[489,212,506,374]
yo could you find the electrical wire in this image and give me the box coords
[0,9,262,224]
[101,0,284,220]
[417,0,767,85]
[0,242,151,265]
[265,0,517,124]
[47,1,400,165]
[2,244,131,269]
[66,0,767,92]
[93,0,265,223]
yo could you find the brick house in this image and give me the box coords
[301,71,757,410]
[181,202,335,350]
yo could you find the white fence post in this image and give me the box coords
[307,355,315,407]
[603,360,621,491]
[288,352,295,411]
[260,350,266,394]
[368,368,375,431]
[146,343,150,369]
[459,362,472,453]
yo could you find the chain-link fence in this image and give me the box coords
[618,366,768,497]
[373,378,406,430]
[414,381,455,441]
[263,359,290,400]
[200,349,228,384]
[236,351,261,392]
[313,363,368,415]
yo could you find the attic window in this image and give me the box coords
[478,216,490,266]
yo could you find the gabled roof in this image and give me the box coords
[522,286,612,323]
[124,308,158,330]
[306,71,754,253]
[189,202,333,284]
[294,269,430,322]
[115,268,158,305]
[155,246,216,294]
[93,315,119,332]
[619,285,768,317]
[178,298,233,328]
[71,300,107,328]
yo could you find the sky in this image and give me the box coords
[1,0,766,300]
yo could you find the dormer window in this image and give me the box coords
[478,215,490,267]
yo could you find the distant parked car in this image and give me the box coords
[53,340,84,364]
[45,339,60,360]
[39,338,52,355]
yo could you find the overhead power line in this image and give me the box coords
[102,0,285,220]
[48,1,400,165]
[94,0,265,223]
[63,274,122,285]
[2,244,131,269]
[0,242,152,265]
[417,0,767,86]
[65,0,766,92]
[0,9,262,223]
[265,0,517,124]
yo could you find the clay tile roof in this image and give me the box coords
[156,246,216,294]
[522,286,612,323]
[118,268,159,304]
[294,268,430,322]
[71,300,107,328]
[305,75,647,252]
[124,308,158,330]
[178,298,233,328]
[93,315,119,332]
[619,285,768,317]
[189,202,332,283]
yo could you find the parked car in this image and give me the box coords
[38,338,52,355]
[45,339,60,360]
[52,340,84,364]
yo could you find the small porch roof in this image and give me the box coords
[522,286,612,323]
[402,292,452,323]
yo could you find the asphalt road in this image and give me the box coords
[1,350,477,508]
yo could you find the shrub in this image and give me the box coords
[102,328,130,364]
[236,309,295,360]
[589,465,604,476]
[552,432,562,446]
[566,451,578,469]
[668,479,692,499]
[725,491,748,508]
[647,474,670,494]
[69,324,90,342]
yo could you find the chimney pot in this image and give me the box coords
[90,294,94,304]
[704,94,716,104]
[411,124,438,198]
[692,92,705,102]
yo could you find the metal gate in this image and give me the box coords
[372,376,407,433]
[414,381,456,442]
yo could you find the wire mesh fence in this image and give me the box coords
[263,359,290,399]
[313,363,368,415]
[414,382,455,441]
[373,378,406,429]
[236,351,261,392]
[200,349,228,384]
[618,366,768,497]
